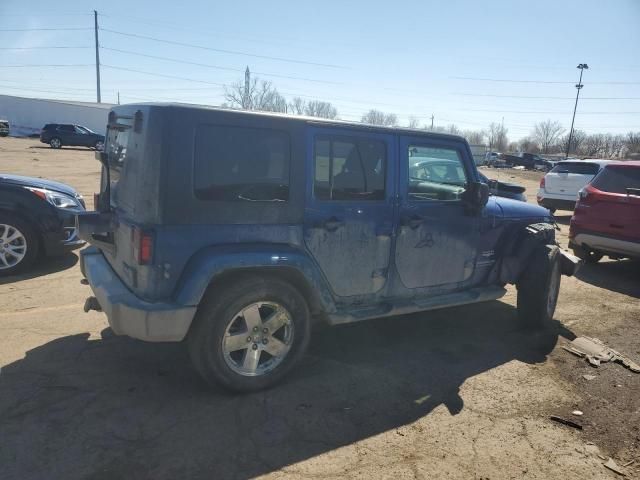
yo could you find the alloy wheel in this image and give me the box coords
[0,224,28,270]
[221,301,294,377]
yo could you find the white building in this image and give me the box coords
[0,95,113,137]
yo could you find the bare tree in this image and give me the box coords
[462,130,485,145]
[446,124,461,135]
[518,137,538,153]
[487,122,508,151]
[224,75,287,113]
[305,100,338,119]
[561,129,587,156]
[626,132,640,153]
[407,116,420,129]
[582,134,606,157]
[626,131,640,154]
[533,120,565,154]
[289,97,306,115]
[361,109,397,126]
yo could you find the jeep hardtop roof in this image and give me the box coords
[111,102,468,144]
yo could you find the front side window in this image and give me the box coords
[194,125,290,202]
[408,145,467,201]
[58,125,75,133]
[314,136,385,201]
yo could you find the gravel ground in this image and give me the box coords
[0,138,638,480]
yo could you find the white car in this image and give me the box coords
[537,159,611,213]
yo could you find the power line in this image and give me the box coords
[0,46,92,50]
[99,28,346,69]
[453,93,640,100]
[101,64,227,86]
[0,27,92,32]
[452,76,640,85]
[454,108,640,115]
[100,46,343,85]
[0,64,92,68]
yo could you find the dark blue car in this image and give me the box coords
[77,104,579,392]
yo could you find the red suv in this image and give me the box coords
[569,161,640,263]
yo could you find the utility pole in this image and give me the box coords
[430,114,434,130]
[244,66,250,109]
[117,91,120,105]
[566,63,589,159]
[94,10,101,103]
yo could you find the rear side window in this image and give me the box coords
[314,136,386,201]
[194,125,290,202]
[591,166,640,194]
[551,162,600,175]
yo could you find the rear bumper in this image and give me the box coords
[536,195,577,212]
[80,248,196,342]
[570,231,640,258]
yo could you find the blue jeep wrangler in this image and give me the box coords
[77,104,579,392]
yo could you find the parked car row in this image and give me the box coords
[486,152,557,171]
[535,159,640,263]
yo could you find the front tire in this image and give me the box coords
[94,140,104,151]
[188,274,311,392]
[0,214,39,276]
[516,245,561,328]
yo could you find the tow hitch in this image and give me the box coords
[84,296,102,313]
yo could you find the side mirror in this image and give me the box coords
[464,181,489,209]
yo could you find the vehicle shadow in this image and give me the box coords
[0,301,574,480]
[576,259,640,298]
[0,252,78,285]
[29,146,95,152]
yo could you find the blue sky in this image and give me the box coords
[1,0,639,140]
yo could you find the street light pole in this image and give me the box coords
[566,63,588,159]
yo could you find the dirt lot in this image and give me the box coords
[1,137,638,480]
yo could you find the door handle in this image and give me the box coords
[403,215,424,230]
[323,217,343,232]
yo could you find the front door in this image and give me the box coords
[394,136,480,292]
[303,127,396,298]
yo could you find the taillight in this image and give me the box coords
[539,176,546,189]
[132,226,154,265]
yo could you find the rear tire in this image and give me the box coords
[187,274,311,392]
[572,246,603,264]
[516,245,561,328]
[0,213,39,276]
[49,137,62,149]
[94,140,104,151]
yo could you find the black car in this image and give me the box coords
[0,174,85,275]
[478,171,527,202]
[40,124,105,150]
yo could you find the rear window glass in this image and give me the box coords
[591,166,640,194]
[194,125,290,202]
[550,162,600,175]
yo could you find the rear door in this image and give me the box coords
[588,165,640,240]
[545,162,601,197]
[303,127,396,298]
[394,136,479,291]
[57,124,76,145]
